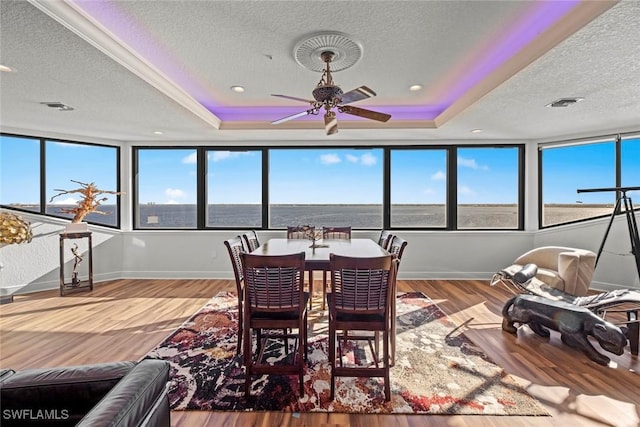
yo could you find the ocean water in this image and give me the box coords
[38,203,616,229]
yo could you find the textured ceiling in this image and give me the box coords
[0,0,638,143]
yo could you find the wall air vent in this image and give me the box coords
[545,97,584,108]
[40,101,74,111]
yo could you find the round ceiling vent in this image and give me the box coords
[293,32,363,72]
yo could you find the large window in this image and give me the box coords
[207,149,262,227]
[269,148,384,228]
[390,149,447,228]
[46,141,119,226]
[135,148,197,228]
[0,134,120,228]
[0,135,41,213]
[457,146,521,229]
[540,139,616,227]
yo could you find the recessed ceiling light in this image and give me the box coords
[152,131,163,135]
[409,84,423,92]
[0,65,14,72]
[230,85,245,93]
[545,97,584,108]
[471,129,483,133]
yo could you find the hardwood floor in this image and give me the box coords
[1,278,638,427]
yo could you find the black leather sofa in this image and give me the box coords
[0,359,170,426]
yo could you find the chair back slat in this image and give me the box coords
[224,236,245,291]
[388,235,408,261]
[242,252,306,312]
[287,225,314,239]
[242,230,260,252]
[377,230,393,250]
[330,254,394,314]
[322,226,351,240]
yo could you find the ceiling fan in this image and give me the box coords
[271,51,391,135]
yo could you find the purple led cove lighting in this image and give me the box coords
[213,105,447,122]
[435,0,579,108]
[72,0,579,123]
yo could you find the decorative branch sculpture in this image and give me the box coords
[49,180,124,223]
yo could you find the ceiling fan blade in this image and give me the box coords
[271,94,315,104]
[271,109,315,125]
[324,111,338,135]
[339,85,377,105]
[340,105,391,122]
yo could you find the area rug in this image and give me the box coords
[144,291,548,415]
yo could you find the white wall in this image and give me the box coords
[3,212,637,296]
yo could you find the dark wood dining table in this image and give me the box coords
[250,238,389,271]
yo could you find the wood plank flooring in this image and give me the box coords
[1,278,638,427]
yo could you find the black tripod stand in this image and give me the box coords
[577,186,640,282]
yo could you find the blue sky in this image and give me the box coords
[1,135,638,206]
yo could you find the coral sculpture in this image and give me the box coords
[0,212,33,245]
[49,180,123,223]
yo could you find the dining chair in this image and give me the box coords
[387,235,408,366]
[287,225,314,239]
[377,230,393,251]
[327,253,396,401]
[320,226,352,310]
[287,225,315,309]
[322,226,351,240]
[241,230,260,252]
[223,236,246,355]
[241,251,308,398]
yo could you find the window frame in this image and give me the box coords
[538,133,638,229]
[0,133,121,229]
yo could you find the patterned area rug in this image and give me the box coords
[144,291,548,415]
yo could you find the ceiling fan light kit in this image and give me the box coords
[272,32,391,135]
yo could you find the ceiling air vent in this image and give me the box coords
[546,97,584,108]
[40,101,74,111]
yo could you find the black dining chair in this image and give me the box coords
[242,230,260,252]
[241,252,308,398]
[387,235,408,366]
[287,225,316,309]
[320,226,352,310]
[377,230,393,251]
[223,236,246,355]
[327,253,396,401]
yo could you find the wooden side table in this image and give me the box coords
[59,231,93,296]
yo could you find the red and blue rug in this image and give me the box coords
[144,291,548,415]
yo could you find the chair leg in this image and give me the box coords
[244,323,252,398]
[308,270,314,310]
[322,271,328,310]
[237,300,243,355]
[390,297,396,367]
[383,328,391,401]
[329,317,336,400]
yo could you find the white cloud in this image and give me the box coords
[210,151,252,162]
[458,156,489,171]
[431,170,446,181]
[182,152,197,164]
[50,197,78,205]
[458,156,479,169]
[360,152,377,166]
[346,154,359,163]
[458,185,475,195]
[165,188,186,199]
[422,188,435,195]
[320,153,341,164]
[166,200,179,205]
